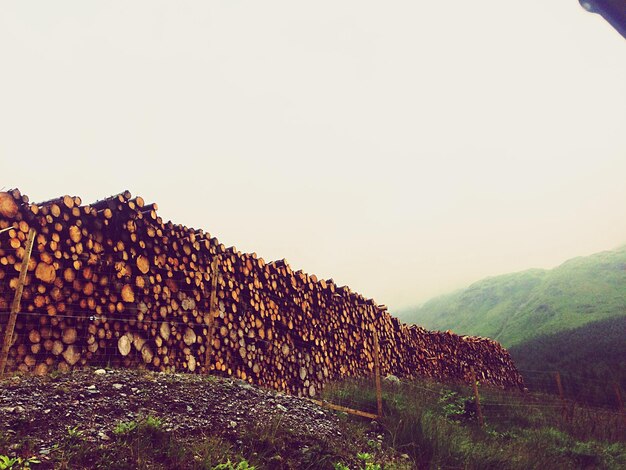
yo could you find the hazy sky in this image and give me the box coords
[1,2,625,312]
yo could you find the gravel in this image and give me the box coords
[0,368,346,457]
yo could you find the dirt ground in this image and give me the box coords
[0,368,404,469]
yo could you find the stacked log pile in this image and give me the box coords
[0,189,525,395]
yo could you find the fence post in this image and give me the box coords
[614,382,626,430]
[372,329,383,418]
[554,371,564,399]
[470,367,484,427]
[204,256,220,374]
[0,228,36,377]
[554,371,570,420]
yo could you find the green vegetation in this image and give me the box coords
[399,245,626,347]
[112,420,138,436]
[1,411,385,469]
[324,377,626,470]
[212,459,256,470]
[2,375,624,468]
[40,415,251,469]
[398,246,626,407]
[509,316,626,407]
[0,455,40,469]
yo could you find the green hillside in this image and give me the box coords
[398,245,626,347]
[509,316,626,407]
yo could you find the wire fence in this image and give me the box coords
[0,250,386,402]
[320,371,626,444]
[1,228,625,441]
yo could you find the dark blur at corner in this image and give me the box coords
[580,0,626,38]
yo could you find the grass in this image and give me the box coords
[2,374,624,468]
[509,316,626,408]
[45,414,249,469]
[399,244,626,347]
[323,376,626,469]
[1,409,389,469]
[235,413,363,469]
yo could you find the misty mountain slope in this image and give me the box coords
[399,245,626,346]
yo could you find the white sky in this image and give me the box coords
[1,1,625,311]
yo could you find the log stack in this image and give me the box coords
[0,189,525,394]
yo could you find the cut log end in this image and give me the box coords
[136,255,150,275]
[121,284,135,303]
[62,345,81,366]
[118,335,132,356]
[0,192,19,219]
[35,262,57,284]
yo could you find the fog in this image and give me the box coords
[2,1,625,311]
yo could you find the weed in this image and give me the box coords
[366,439,381,451]
[212,458,256,470]
[113,420,137,436]
[300,440,340,469]
[357,451,381,470]
[240,414,287,464]
[112,414,161,437]
[0,455,40,469]
[335,452,384,470]
[0,456,18,470]
[65,426,83,440]
[438,389,475,423]
[485,426,517,440]
[185,434,236,468]
[47,370,63,380]
[142,415,163,431]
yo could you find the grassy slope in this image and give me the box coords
[324,377,626,470]
[398,245,626,347]
[4,374,623,469]
[508,316,626,406]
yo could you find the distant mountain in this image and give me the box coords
[398,245,626,347]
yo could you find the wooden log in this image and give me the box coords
[90,191,132,211]
[121,284,135,303]
[35,262,56,283]
[136,255,150,274]
[62,344,81,366]
[183,327,196,346]
[0,188,525,391]
[62,327,77,345]
[0,192,19,219]
[141,343,153,364]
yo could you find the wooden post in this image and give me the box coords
[470,367,484,427]
[0,228,36,377]
[614,382,625,410]
[203,256,220,374]
[555,371,564,399]
[554,371,569,420]
[614,382,626,430]
[311,399,379,420]
[372,328,383,418]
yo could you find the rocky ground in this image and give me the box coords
[0,369,411,469]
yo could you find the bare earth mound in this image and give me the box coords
[0,368,407,469]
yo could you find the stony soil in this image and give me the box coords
[0,369,403,469]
